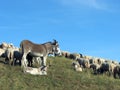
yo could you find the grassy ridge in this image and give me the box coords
[0,57,120,90]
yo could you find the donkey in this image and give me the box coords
[20,40,60,69]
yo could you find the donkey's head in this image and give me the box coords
[51,39,61,56]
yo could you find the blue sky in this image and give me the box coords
[0,0,120,61]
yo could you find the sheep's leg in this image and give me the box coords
[12,58,16,66]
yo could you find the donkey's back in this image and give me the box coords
[20,40,47,55]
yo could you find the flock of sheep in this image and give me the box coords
[0,42,120,78]
[0,42,22,65]
[61,51,120,79]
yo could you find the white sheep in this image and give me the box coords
[24,66,48,75]
[5,47,22,65]
[72,62,82,72]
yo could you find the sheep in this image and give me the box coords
[77,58,90,68]
[69,53,80,60]
[0,48,6,57]
[0,42,14,49]
[90,63,101,74]
[113,65,120,79]
[27,54,42,67]
[83,55,92,60]
[24,66,48,75]
[99,62,116,76]
[5,47,22,65]
[61,51,70,58]
[72,62,82,72]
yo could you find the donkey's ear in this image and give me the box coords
[53,39,58,43]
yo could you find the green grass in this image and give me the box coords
[0,57,120,90]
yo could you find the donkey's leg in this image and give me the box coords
[40,57,44,66]
[42,56,47,66]
[21,53,28,68]
[21,53,29,73]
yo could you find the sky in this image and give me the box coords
[0,0,120,61]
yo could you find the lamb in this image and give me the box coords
[72,62,82,72]
[24,66,48,75]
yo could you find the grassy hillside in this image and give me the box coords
[0,57,120,90]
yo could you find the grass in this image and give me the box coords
[0,56,120,90]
